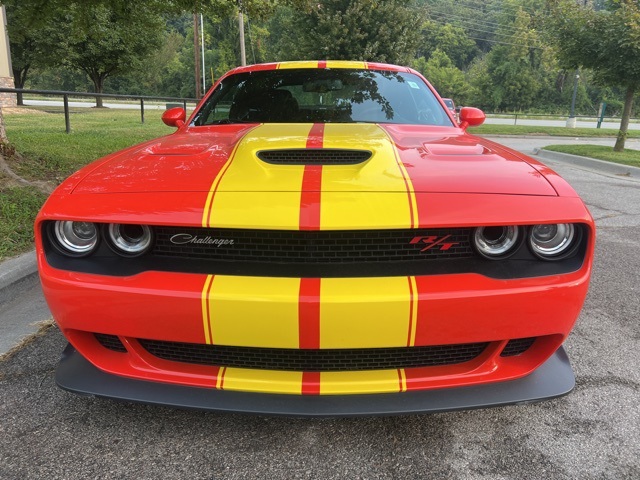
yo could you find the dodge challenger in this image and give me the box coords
[36,61,594,416]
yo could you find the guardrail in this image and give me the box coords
[485,112,640,127]
[0,88,198,133]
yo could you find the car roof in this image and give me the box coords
[225,60,414,76]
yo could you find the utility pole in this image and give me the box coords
[193,13,202,99]
[238,10,247,66]
[566,70,579,128]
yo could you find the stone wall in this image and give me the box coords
[0,76,15,107]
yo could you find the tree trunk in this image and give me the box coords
[0,109,7,142]
[91,75,105,108]
[614,85,635,152]
[13,67,29,106]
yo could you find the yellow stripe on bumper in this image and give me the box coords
[206,275,301,348]
[320,277,412,349]
[320,370,402,395]
[221,368,303,394]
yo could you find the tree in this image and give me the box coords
[418,21,478,70]
[60,3,164,107]
[412,50,473,104]
[4,0,63,104]
[278,0,425,65]
[547,0,640,151]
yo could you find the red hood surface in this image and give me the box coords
[72,124,557,196]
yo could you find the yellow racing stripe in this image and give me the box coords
[204,123,313,229]
[319,277,412,349]
[320,370,401,395]
[221,368,302,394]
[325,60,368,69]
[205,275,301,349]
[381,127,420,228]
[201,274,214,344]
[319,124,414,229]
[278,61,319,69]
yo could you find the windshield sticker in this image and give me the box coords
[408,81,420,89]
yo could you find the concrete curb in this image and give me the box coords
[534,148,640,180]
[0,251,39,305]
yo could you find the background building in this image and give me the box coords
[0,6,16,107]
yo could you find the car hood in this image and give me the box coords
[72,123,556,196]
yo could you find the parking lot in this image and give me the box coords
[1,146,638,479]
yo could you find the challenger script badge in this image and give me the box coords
[170,234,234,247]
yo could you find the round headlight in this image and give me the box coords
[53,221,98,256]
[529,224,575,259]
[474,226,520,259]
[108,224,152,256]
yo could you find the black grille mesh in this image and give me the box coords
[152,227,474,263]
[95,333,127,353]
[257,149,372,165]
[500,337,536,357]
[138,339,489,371]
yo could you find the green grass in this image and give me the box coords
[0,182,48,261]
[468,124,640,138]
[4,108,172,182]
[543,144,640,168]
[0,108,175,260]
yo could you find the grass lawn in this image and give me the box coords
[0,107,176,261]
[469,124,640,138]
[3,107,173,183]
[543,144,640,168]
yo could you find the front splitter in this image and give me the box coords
[56,344,575,417]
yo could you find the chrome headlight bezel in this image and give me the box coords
[106,223,153,257]
[51,221,99,257]
[473,225,521,259]
[528,223,579,260]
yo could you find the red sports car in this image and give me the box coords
[36,61,594,416]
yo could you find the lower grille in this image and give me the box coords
[95,333,127,353]
[138,340,489,371]
[500,337,536,357]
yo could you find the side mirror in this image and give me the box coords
[458,107,485,129]
[162,107,186,127]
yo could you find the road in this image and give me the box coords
[1,140,639,479]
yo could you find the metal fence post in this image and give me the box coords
[514,114,518,126]
[183,100,187,111]
[63,94,71,133]
[140,99,145,124]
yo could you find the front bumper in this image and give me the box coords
[57,344,575,417]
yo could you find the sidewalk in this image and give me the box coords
[0,251,51,356]
[1,143,639,356]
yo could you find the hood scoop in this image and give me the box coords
[257,149,372,165]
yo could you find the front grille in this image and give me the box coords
[138,339,489,371]
[95,333,127,353]
[153,227,474,264]
[500,337,536,357]
[257,149,372,165]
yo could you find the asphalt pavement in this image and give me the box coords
[1,137,639,479]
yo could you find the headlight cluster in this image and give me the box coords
[50,221,152,257]
[474,224,580,261]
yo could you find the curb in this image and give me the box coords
[534,148,640,180]
[0,251,39,305]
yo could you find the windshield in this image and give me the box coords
[191,69,453,127]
